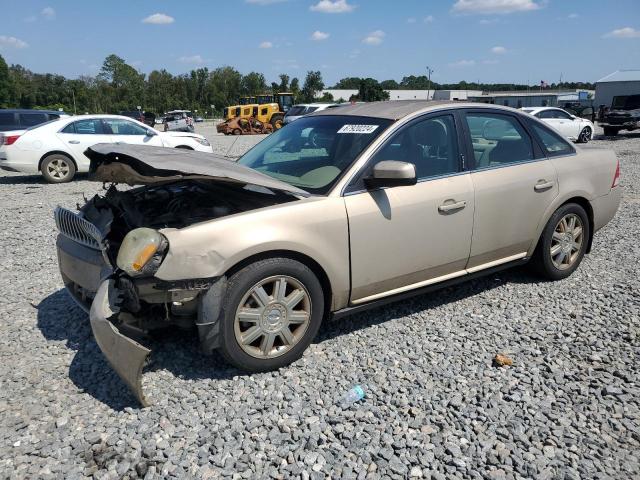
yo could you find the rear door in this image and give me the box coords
[57,118,114,170]
[344,112,475,303]
[462,109,558,269]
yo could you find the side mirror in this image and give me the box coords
[365,160,417,189]
[146,129,157,137]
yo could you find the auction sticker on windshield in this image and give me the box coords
[337,124,379,134]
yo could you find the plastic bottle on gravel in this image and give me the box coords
[340,385,365,408]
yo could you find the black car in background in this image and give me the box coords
[599,94,640,136]
[0,109,69,132]
[119,111,156,127]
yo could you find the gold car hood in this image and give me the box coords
[85,143,309,197]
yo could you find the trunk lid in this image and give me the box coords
[84,143,309,197]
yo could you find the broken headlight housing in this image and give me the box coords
[116,228,168,277]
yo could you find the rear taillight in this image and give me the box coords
[612,159,620,188]
[3,135,20,146]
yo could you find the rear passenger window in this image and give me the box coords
[61,119,102,134]
[530,123,575,157]
[370,114,460,179]
[0,112,18,131]
[465,113,534,169]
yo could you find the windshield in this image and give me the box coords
[286,106,307,116]
[238,115,393,195]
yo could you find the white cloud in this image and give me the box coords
[449,59,476,67]
[603,27,640,39]
[424,15,435,23]
[452,0,542,15]
[245,0,287,3]
[41,7,55,19]
[311,30,330,41]
[362,30,385,46]
[0,36,29,49]
[142,13,175,25]
[491,45,507,54]
[259,41,273,48]
[568,13,579,19]
[178,55,205,64]
[483,59,500,65]
[310,0,355,14]
[407,17,417,23]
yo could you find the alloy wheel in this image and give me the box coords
[579,127,591,143]
[234,275,312,359]
[47,158,70,180]
[550,213,584,270]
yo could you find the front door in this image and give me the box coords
[344,113,475,304]
[102,118,164,147]
[462,110,559,269]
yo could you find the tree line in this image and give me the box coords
[0,53,596,116]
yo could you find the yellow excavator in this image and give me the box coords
[224,93,294,129]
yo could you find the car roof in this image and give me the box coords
[310,100,456,120]
[0,108,69,115]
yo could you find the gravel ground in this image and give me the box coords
[0,127,638,480]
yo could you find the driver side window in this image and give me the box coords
[369,114,460,180]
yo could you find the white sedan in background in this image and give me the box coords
[521,107,594,143]
[0,115,213,183]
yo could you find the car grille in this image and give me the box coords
[54,207,103,250]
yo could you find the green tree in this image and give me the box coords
[301,71,324,102]
[278,74,290,92]
[241,72,267,96]
[98,54,145,112]
[358,78,389,102]
[0,54,10,107]
[208,66,242,111]
[334,77,362,89]
[380,79,399,89]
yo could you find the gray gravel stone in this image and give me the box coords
[0,127,639,479]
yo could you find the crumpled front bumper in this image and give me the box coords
[90,280,152,407]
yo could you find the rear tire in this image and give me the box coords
[41,154,76,183]
[603,127,619,136]
[217,258,324,372]
[233,128,242,135]
[530,203,590,280]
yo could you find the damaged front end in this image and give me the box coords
[55,144,306,406]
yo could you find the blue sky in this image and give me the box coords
[1,0,639,85]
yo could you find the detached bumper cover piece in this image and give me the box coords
[90,280,151,407]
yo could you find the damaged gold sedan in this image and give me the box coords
[55,102,621,405]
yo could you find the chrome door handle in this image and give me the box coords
[438,200,467,213]
[534,181,554,192]
[68,140,80,144]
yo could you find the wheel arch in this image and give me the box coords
[532,196,595,256]
[174,145,194,150]
[38,150,77,171]
[223,249,333,317]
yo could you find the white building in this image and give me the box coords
[595,70,640,108]
[468,90,594,108]
[321,89,435,102]
[433,90,482,101]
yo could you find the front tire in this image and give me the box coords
[577,126,592,143]
[41,154,76,183]
[270,114,284,130]
[218,258,324,372]
[530,203,590,280]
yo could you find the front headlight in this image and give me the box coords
[195,137,210,146]
[116,228,168,277]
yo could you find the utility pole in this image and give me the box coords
[71,88,77,115]
[426,66,434,100]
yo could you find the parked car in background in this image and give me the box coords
[0,109,69,132]
[195,116,204,123]
[54,101,621,405]
[0,114,212,183]
[599,94,640,136]
[283,103,335,124]
[119,110,156,127]
[164,110,195,132]
[521,107,594,143]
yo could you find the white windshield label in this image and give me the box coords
[337,124,379,134]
